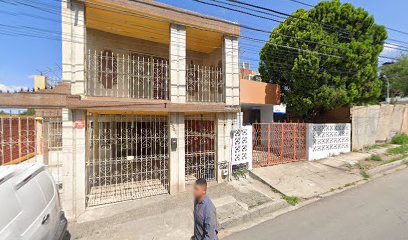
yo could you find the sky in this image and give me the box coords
[0,0,407,92]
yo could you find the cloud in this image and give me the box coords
[0,83,28,92]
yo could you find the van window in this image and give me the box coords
[16,175,47,231]
[0,182,22,231]
[36,172,55,204]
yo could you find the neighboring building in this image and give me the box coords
[240,79,281,125]
[240,63,261,81]
[0,0,240,219]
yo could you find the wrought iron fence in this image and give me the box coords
[86,50,170,100]
[185,114,216,184]
[252,123,307,167]
[186,64,224,103]
[0,115,64,188]
[0,116,36,165]
[86,114,169,207]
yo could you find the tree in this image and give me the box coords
[20,109,35,116]
[259,0,387,119]
[379,56,408,99]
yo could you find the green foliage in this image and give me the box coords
[19,109,35,116]
[232,168,248,179]
[390,133,408,145]
[284,196,299,206]
[387,145,408,155]
[259,0,387,118]
[380,55,408,98]
[360,170,370,179]
[369,154,382,161]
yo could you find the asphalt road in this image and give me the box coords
[225,167,408,240]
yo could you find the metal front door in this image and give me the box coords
[185,114,216,184]
[86,114,169,207]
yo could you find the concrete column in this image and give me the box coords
[62,109,87,219]
[62,0,85,95]
[223,36,240,106]
[170,24,186,103]
[35,117,44,164]
[260,105,274,123]
[216,113,237,183]
[169,113,185,194]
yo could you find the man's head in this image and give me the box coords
[193,178,207,201]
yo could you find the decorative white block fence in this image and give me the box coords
[307,123,351,161]
[230,123,351,170]
[231,126,253,170]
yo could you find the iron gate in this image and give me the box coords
[253,123,307,167]
[0,114,64,188]
[86,114,169,207]
[0,116,36,165]
[43,117,63,187]
[185,114,216,184]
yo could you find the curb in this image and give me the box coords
[220,159,408,238]
[367,158,408,177]
[219,199,288,230]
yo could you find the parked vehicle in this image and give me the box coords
[0,163,67,240]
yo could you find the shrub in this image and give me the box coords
[387,145,408,155]
[284,196,299,206]
[391,133,408,145]
[369,154,382,161]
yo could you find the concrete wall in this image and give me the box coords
[240,79,281,105]
[351,104,408,150]
[307,123,351,161]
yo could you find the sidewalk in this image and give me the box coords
[250,144,401,199]
[68,177,284,240]
[68,144,407,240]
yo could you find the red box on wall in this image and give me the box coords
[75,120,85,129]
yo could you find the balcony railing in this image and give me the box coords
[86,50,169,100]
[186,64,224,103]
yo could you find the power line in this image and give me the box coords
[0,0,402,66]
[189,0,408,53]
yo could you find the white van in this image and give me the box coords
[0,163,67,240]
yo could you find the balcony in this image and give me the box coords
[186,64,224,103]
[86,49,169,100]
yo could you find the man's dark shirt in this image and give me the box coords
[193,195,218,240]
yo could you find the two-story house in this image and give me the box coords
[60,0,240,218]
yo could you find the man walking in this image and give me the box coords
[192,178,218,240]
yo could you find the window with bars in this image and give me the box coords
[87,49,169,100]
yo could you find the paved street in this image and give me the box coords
[225,168,408,240]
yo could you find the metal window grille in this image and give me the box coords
[43,117,63,188]
[86,114,169,207]
[86,50,169,100]
[253,123,307,167]
[185,114,216,184]
[45,117,62,151]
[0,116,36,165]
[186,64,224,103]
